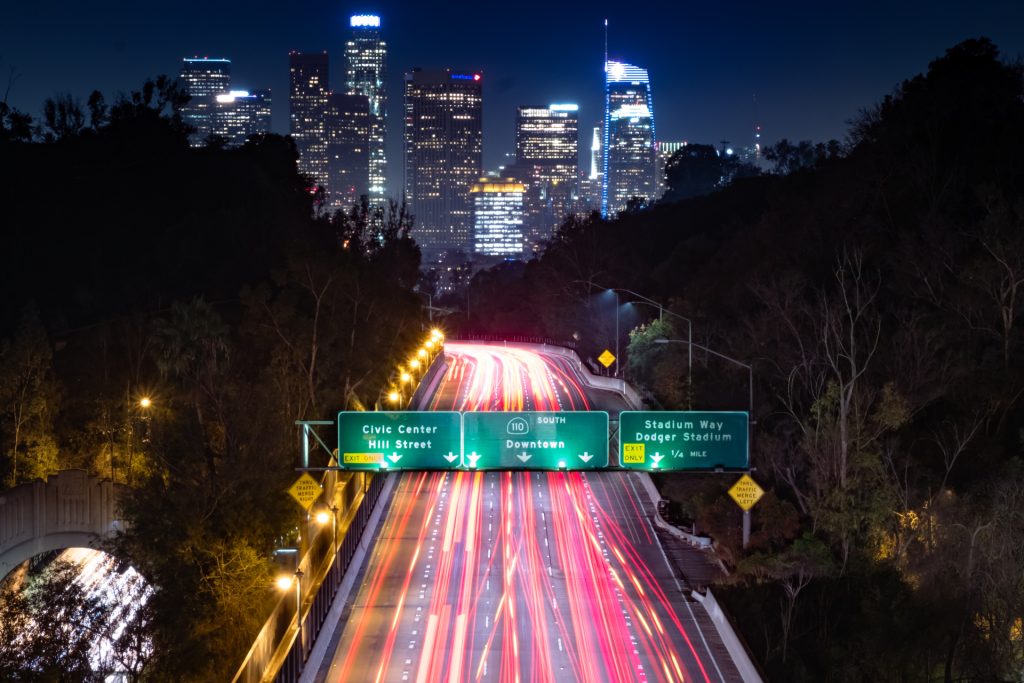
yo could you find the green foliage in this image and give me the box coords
[0,305,61,486]
[0,73,427,679]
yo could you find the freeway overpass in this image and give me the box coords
[298,341,758,683]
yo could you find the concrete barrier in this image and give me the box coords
[691,588,764,683]
[631,471,761,681]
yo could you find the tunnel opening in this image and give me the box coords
[1,547,153,678]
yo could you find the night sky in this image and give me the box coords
[4,0,1023,194]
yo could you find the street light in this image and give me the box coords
[315,504,339,557]
[277,569,304,645]
[609,288,693,407]
[654,338,752,415]
[138,397,152,409]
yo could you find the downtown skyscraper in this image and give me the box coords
[512,104,579,250]
[345,15,387,203]
[180,58,231,146]
[404,68,483,261]
[471,178,526,257]
[326,93,370,210]
[289,51,330,188]
[211,89,272,146]
[602,60,656,217]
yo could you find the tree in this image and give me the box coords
[0,555,154,680]
[661,144,724,201]
[661,143,759,202]
[0,305,60,487]
[151,298,231,482]
[41,93,85,141]
[763,138,843,175]
[739,534,835,662]
[624,318,690,406]
[86,90,107,130]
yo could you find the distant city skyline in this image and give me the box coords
[4,0,1024,198]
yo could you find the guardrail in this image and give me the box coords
[455,333,578,349]
[231,470,383,683]
[233,351,454,682]
[691,589,765,683]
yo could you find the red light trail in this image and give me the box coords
[324,343,729,682]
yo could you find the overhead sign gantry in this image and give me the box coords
[335,410,748,471]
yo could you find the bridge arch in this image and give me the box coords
[0,470,127,579]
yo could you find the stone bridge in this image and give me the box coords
[0,470,126,578]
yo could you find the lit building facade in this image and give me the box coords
[656,141,687,199]
[326,93,370,210]
[345,15,387,203]
[470,177,526,257]
[514,104,579,249]
[602,61,656,217]
[211,89,272,146]
[180,58,231,146]
[404,68,483,261]
[289,51,330,188]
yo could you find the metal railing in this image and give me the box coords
[454,333,578,349]
[231,470,385,683]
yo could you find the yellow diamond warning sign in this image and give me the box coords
[597,349,616,368]
[728,474,764,511]
[288,473,323,511]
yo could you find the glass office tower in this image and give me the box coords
[602,60,656,217]
[211,89,272,146]
[326,92,370,210]
[470,178,526,257]
[345,15,387,203]
[404,68,483,261]
[289,51,330,188]
[180,57,231,146]
[514,104,579,249]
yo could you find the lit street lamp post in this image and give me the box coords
[315,505,339,558]
[277,568,304,648]
[608,289,693,407]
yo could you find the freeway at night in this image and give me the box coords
[312,342,743,682]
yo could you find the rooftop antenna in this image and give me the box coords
[752,93,763,158]
[604,18,608,69]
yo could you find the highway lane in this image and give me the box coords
[318,343,734,683]
[428,342,593,413]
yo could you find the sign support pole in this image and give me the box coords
[742,509,751,549]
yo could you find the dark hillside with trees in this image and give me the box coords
[459,38,1024,679]
[0,78,425,679]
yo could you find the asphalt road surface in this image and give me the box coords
[316,343,736,682]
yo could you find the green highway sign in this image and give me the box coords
[619,411,749,470]
[337,411,462,470]
[462,411,609,470]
